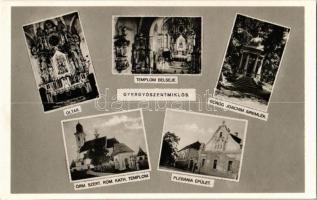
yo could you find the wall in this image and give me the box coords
[114,152,134,170]
[199,152,240,179]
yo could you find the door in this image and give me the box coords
[213,160,217,170]
[189,160,194,170]
[124,158,130,169]
[227,161,233,172]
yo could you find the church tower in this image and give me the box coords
[74,121,86,159]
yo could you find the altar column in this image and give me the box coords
[252,56,259,77]
[243,54,250,76]
[256,58,264,79]
[149,36,154,68]
[239,52,244,73]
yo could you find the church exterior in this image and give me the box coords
[112,143,135,171]
[71,122,149,175]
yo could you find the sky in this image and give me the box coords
[62,110,148,164]
[162,110,247,150]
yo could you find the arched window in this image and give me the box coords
[154,23,158,33]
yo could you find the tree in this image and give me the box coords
[87,130,109,166]
[223,15,290,84]
[87,146,109,166]
[160,131,180,166]
[70,160,76,169]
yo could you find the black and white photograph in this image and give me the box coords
[158,109,248,181]
[113,16,202,74]
[23,12,99,112]
[61,109,150,182]
[213,14,290,112]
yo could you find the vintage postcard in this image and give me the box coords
[61,109,151,186]
[112,16,202,75]
[23,12,99,112]
[158,109,248,182]
[212,14,290,115]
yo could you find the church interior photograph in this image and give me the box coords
[113,16,202,74]
[23,12,99,112]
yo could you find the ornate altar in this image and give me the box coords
[162,18,197,60]
[26,17,92,106]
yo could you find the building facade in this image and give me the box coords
[197,121,242,179]
[175,121,243,180]
[176,141,201,172]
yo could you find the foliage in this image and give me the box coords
[175,160,188,170]
[224,14,290,84]
[70,160,76,169]
[87,145,109,166]
[160,131,180,166]
[138,159,150,170]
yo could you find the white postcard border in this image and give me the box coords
[1,1,316,199]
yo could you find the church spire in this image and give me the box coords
[74,121,86,158]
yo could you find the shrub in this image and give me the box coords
[175,160,188,170]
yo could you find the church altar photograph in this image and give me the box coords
[213,14,290,112]
[61,110,150,182]
[23,12,99,112]
[158,109,248,181]
[112,16,202,74]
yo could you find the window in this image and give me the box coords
[202,159,205,167]
[213,160,217,169]
[228,161,233,172]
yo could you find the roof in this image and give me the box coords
[112,143,134,156]
[179,141,201,152]
[229,134,242,144]
[137,147,147,156]
[80,137,119,153]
